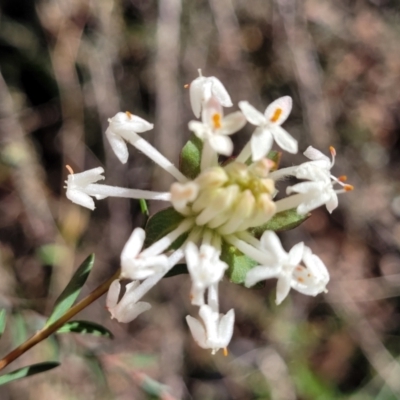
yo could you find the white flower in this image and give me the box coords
[105,111,154,164]
[65,167,105,210]
[190,70,233,118]
[106,279,151,323]
[286,178,339,214]
[189,96,246,157]
[239,97,297,161]
[121,228,169,280]
[245,231,329,304]
[185,242,228,306]
[186,304,235,355]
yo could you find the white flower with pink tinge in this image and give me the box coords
[245,231,329,304]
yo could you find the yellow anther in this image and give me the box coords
[223,347,228,356]
[125,111,132,119]
[184,83,189,89]
[344,184,354,192]
[338,175,347,182]
[329,146,336,156]
[212,113,222,129]
[66,165,74,175]
[270,107,282,123]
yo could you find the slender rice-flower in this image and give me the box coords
[65,71,352,355]
[238,97,298,162]
[245,231,329,305]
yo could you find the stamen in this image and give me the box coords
[125,111,132,119]
[184,84,189,89]
[344,184,354,192]
[270,107,282,123]
[212,113,222,129]
[329,146,336,156]
[223,347,228,357]
[338,175,347,182]
[66,165,74,175]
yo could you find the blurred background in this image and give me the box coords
[1,0,400,398]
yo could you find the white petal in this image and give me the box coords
[116,301,151,323]
[297,193,331,215]
[105,128,129,164]
[190,76,207,118]
[270,125,298,154]
[186,315,207,348]
[238,101,266,126]
[220,111,246,135]
[218,309,235,346]
[288,242,304,266]
[110,112,154,134]
[209,77,233,107]
[208,135,233,156]
[260,231,287,261]
[106,280,121,309]
[71,167,105,186]
[188,120,207,139]
[287,181,324,195]
[245,265,281,287]
[276,274,291,305]
[251,127,273,161]
[303,146,330,166]
[66,189,95,210]
[264,96,292,125]
[326,192,338,213]
[121,228,146,264]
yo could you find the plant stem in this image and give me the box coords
[0,269,121,371]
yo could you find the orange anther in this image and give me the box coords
[184,84,189,89]
[338,175,347,182]
[344,184,354,191]
[270,107,282,123]
[223,347,228,357]
[329,146,336,156]
[212,113,222,129]
[66,165,74,175]
[125,111,132,119]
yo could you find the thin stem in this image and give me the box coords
[0,269,121,371]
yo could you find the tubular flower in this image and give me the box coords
[64,70,353,355]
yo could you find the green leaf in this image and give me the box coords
[0,310,6,338]
[45,254,95,327]
[144,207,184,248]
[0,362,60,386]
[164,263,188,278]
[179,134,203,179]
[250,208,309,238]
[221,240,257,285]
[57,320,113,338]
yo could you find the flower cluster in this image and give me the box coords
[65,70,353,355]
